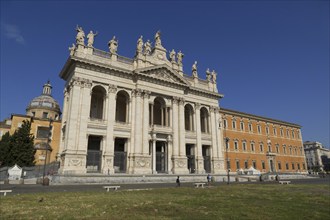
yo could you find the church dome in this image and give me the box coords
[26,81,61,120]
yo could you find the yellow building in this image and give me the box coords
[0,82,62,166]
[220,108,306,174]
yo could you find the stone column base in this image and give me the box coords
[172,156,189,174]
[101,154,114,175]
[195,156,205,174]
[212,157,225,174]
[128,154,152,174]
[58,151,87,175]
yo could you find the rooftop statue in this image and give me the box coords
[177,51,184,66]
[155,30,162,47]
[87,31,98,47]
[69,43,76,56]
[206,68,211,82]
[211,70,217,83]
[169,49,176,62]
[108,36,118,54]
[192,61,198,78]
[144,40,152,55]
[75,25,85,45]
[136,35,144,54]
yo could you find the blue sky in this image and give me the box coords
[1,1,329,147]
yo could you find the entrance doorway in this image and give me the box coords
[269,159,274,172]
[156,141,166,173]
[202,145,211,173]
[87,136,102,173]
[186,144,196,173]
[114,138,127,173]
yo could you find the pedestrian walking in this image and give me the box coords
[176,176,181,187]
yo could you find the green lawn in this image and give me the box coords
[1,184,329,220]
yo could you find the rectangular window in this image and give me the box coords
[297,163,300,170]
[280,128,283,137]
[252,161,256,169]
[232,121,236,129]
[268,145,272,152]
[276,145,279,153]
[292,163,295,170]
[251,143,255,152]
[249,123,252,132]
[258,125,261,134]
[273,127,277,136]
[289,147,292,155]
[260,144,264,152]
[234,141,238,150]
[223,120,227,128]
[287,130,290,138]
[227,160,231,170]
[244,161,248,169]
[37,126,50,139]
[297,130,301,139]
[242,142,246,151]
[262,161,265,170]
[286,163,289,170]
[240,122,244,131]
[42,112,48,119]
[292,130,295,138]
[278,162,282,170]
[266,126,269,135]
[303,163,306,170]
[236,160,240,169]
[283,146,286,154]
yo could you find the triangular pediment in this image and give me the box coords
[135,65,189,86]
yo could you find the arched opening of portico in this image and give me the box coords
[90,86,106,120]
[115,90,129,123]
[185,104,194,131]
[200,107,210,133]
[150,97,169,126]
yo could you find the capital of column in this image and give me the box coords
[108,84,117,93]
[195,102,201,109]
[172,96,180,104]
[179,98,185,105]
[167,134,172,143]
[133,89,143,97]
[152,133,157,141]
[143,90,151,99]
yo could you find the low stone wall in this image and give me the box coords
[50,174,226,185]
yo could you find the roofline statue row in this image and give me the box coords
[69,26,219,91]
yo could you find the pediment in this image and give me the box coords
[135,65,189,86]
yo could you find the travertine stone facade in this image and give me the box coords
[59,29,225,175]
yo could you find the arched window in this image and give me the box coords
[200,107,209,133]
[115,90,129,123]
[184,104,194,131]
[90,86,106,119]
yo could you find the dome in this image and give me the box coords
[26,81,61,119]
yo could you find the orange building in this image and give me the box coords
[220,108,306,174]
[0,82,61,166]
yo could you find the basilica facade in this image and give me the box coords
[58,29,225,175]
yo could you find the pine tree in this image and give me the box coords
[8,120,35,167]
[0,132,11,167]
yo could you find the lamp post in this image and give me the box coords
[42,118,53,185]
[225,137,230,185]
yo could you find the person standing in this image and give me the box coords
[176,176,181,187]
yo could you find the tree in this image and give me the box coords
[1,120,35,167]
[0,132,11,167]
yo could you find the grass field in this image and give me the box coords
[1,184,329,220]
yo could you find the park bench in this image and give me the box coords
[103,186,121,192]
[278,181,291,185]
[194,183,206,188]
[0,190,12,196]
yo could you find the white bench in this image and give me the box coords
[194,183,206,188]
[279,181,291,185]
[0,190,12,196]
[103,186,120,192]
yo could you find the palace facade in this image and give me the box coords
[221,108,306,174]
